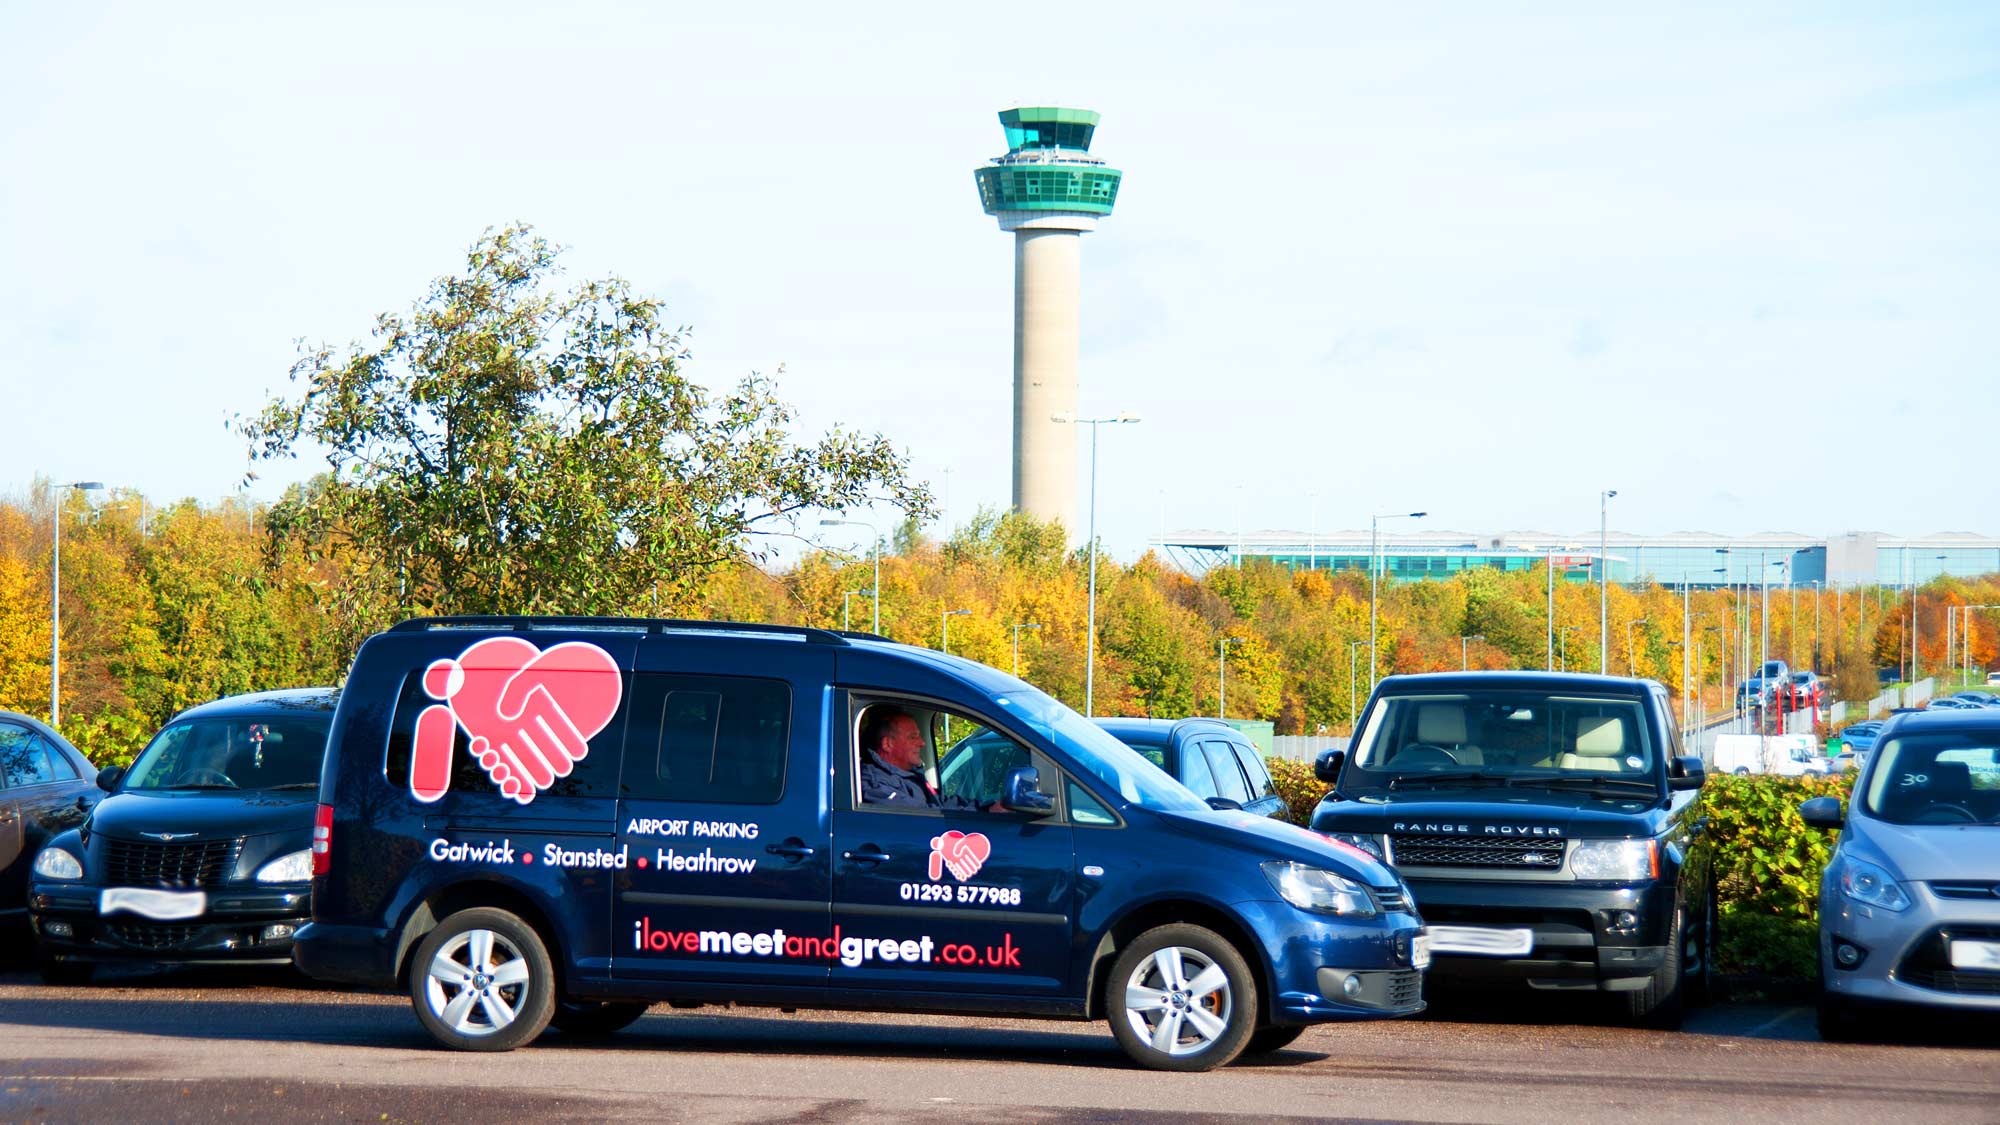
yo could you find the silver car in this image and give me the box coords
[1802,709,2000,1039]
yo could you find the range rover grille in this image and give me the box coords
[102,837,242,887]
[1390,834,1564,870]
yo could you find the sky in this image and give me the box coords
[3,2,1996,560]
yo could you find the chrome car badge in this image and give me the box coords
[141,831,197,841]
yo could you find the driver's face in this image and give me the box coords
[878,716,927,773]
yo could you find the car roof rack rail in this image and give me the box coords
[388,616,851,646]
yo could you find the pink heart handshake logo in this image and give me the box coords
[927,830,992,883]
[408,638,623,806]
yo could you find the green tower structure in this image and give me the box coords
[975,107,1123,535]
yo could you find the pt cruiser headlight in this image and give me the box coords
[1262,861,1378,917]
[255,849,314,884]
[33,847,83,881]
[1838,856,1910,912]
[1570,839,1659,882]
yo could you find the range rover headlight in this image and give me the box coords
[255,849,314,884]
[1569,839,1659,882]
[1326,833,1388,862]
[1262,861,1378,917]
[33,847,83,881]
[1838,855,1910,912]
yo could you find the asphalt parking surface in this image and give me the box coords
[0,961,1996,1123]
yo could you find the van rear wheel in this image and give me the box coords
[410,907,555,1051]
[1107,923,1257,1072]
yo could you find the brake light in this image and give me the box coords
[312,803,334,877]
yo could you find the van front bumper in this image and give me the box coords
[1231,900,1428,1025]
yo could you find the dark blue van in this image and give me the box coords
[295,618,1427,1070]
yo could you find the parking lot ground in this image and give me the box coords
[0,964,1996,1123]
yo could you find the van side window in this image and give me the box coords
[623,673,790,805]
[1067,779,1117,826]
[384,668,627,800]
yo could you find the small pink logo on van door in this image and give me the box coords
[928,831,992,883]
[408,638,623,806]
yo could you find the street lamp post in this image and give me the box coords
[1010,622,1040,677]
[1349,640,1365,729]
[1370,510,1427,692]
[1625,619,1649,675]
[819,519,882,634]
[1546,545,1556,671]
[50,480,105,728]
[1054,412,1140,719]
[841,589,865,632]
[1219,636,1244,719]
[1599,489,1617,671]
[1460,634,1484,670]
[941,608,970,655]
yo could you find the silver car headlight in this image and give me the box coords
[1569,839,1659,881]
[1326,832,1389,862]
[255,849,314,884]
[1838,855,1910,912]
[33,847,84,881]
[1262,861,1378,917]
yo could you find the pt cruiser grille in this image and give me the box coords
[1390,834,1564,870]
[107,922,202,950]
[103,837,243,887]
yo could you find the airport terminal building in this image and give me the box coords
[1157,529,2000,589]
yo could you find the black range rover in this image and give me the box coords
[29,689,336,982]
[1310,672,1713,1026]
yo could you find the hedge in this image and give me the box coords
[1264,756,1851,981]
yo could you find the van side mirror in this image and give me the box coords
[96,765,123,793]
[1314,749,1346,785]
[1000,767,1055,815]
[1667,756,1706,791]
[1799,796,1844,829]
[1205,796,1243,812]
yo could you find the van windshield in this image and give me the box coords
[996,687,1207,812]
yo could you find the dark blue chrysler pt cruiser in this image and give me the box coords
[294,617,1427,1070]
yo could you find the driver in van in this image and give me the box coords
[858,706,998,811]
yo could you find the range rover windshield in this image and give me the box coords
[1347,692,1658,792]
[124,716,331,791]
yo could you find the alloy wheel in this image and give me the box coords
[1122,945,1234,1057]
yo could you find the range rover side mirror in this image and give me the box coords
[95,765,123,793]
[1667,756,1706,791]
[1204,796,1243,812]
[1799,796,1844,829]
[1314,748,1346,785]
[1000,766,1055,815]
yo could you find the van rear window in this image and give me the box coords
[622,673,790,805]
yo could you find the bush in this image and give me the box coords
[1265,755,1854,983]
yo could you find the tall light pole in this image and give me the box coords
[941,608,970,655]
[820,518,882,634]
[1349,640,1365,729]
[1546,546,1556,671]
[50,480,105,727]
[1054,412,1139,718]
[1599,489,1618,672]
[1625,618,1649,675]
[841,589,865,632]
[1370,510,1426,691]
[1219,636,1244,719]
[1010,622,1040,677]
[1460,634,1485,670]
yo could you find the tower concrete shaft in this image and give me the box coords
[976,107,1121,536]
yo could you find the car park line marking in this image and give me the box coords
[1742,1007,1809,1038]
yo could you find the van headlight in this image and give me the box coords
[1838,856,1910,912]
[1262,861,1378,917]
[1569,839,1659,881]
[1325,832,1388,862]
[33,847,83,881]
[255,849,314,884]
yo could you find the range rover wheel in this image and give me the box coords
[1620,906,1685,1029]
[410,907,555,1051]
[1108,924,1257,1072]
[549,999,650,1036]
[1242,1025,1308,1056]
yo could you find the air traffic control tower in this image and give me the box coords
[975,107,1122,535]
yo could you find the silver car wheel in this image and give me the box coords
[423,927,532,1037]
[1122,945,1233,1057]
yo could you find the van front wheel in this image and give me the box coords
[1108,923,1258,1072]
[409,907,555,1051]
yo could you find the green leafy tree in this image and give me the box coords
[240,224,930,621]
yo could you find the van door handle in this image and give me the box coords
[766,840,817,861]
[842,847,892,865]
